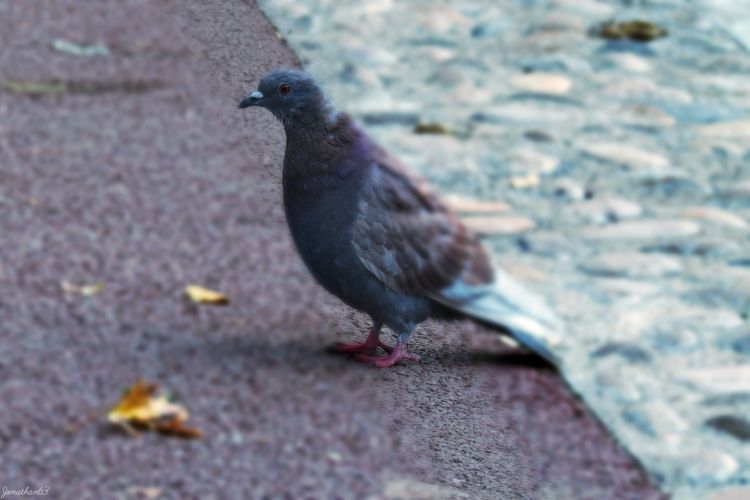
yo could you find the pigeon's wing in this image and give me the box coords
[352,152,564,366]
[351,153,493,296]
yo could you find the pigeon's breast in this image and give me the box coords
[283,181,434,330]
[282,174,365,299]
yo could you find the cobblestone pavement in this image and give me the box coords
[256,0,750,498]
[0,0,664,499]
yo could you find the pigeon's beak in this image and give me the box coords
[238,91,264,109]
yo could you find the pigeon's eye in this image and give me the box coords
[278,83,291,95]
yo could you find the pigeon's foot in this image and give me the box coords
[332,325,392,355]
[354,341,420,368]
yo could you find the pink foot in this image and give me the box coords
[355,342,420,368]
[332,325,392,355]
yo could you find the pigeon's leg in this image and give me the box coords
[355,330,420,368]
[332,321,393,355]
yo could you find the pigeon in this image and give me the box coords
[239,68,563,368]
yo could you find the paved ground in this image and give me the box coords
[0,1,662,498]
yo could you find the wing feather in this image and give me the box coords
[351,148,564,366]
[352,153,493,296]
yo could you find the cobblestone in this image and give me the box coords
[256,0,750,497]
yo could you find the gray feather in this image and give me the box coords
[432,268,564,366]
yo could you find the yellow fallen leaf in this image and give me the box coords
[185,284,229,305]
[107,381,201,439]
[108,382,186,424]
[61,280,105,296]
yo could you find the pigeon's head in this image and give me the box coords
[238,69,331,124]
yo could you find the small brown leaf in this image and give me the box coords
[154,415,203,439]
[185,284,229,305]
[593,20,668,42]
[413,122,453,135]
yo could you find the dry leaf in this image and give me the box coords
[61,280,105,296]
[185,284,229,305]
[108,382,185,423]
[154,415,202,439]
[593,20,668,42]
[413,122,453,135]
[107,381,201,439]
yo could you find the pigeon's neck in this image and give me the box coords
[282,112,362,183]
[281,96,338,138]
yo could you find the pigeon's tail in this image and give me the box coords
[431,269,564,366]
